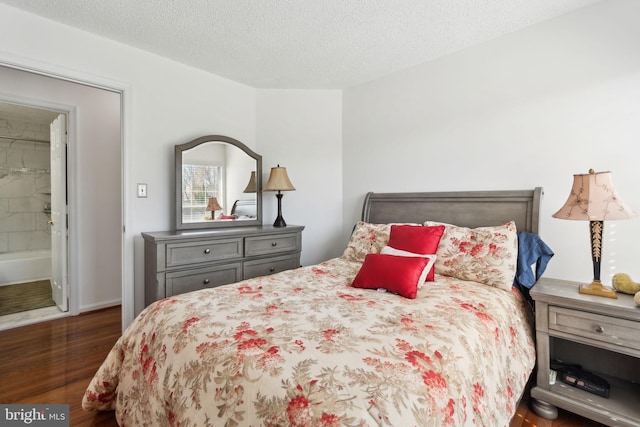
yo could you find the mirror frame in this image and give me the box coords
[175,135,262,230]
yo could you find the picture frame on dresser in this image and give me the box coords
[530,277,640,427]
[143,135,304,306]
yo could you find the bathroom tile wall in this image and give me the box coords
[0,113,52,253]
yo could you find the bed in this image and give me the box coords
[83,188,542,426]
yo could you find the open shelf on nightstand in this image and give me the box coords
[533,372,640,427]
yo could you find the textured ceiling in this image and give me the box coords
[1,0,601,89]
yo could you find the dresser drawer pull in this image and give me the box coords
[269,267,275,273]
[271,242,278,247]
[594,325,605,334]
[204,248,211,254]
[203,279,210,285]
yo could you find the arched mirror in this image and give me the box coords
[175,135,262,230]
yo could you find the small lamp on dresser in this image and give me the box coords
[553,169,638,298]
[263,165,295,227]
[243,171,257,193]
[205,197,223,220]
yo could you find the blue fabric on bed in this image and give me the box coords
[515,231,554,289]
[514,231,554,306]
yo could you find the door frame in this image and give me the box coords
[0,53,134,330]
[0,95,76,314]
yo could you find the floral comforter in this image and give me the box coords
[83,257,535,426]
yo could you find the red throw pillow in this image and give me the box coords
[351,254,431,299]
[387,225,445,281]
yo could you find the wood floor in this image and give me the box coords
[0,305,605,427]
[0,306,121,426]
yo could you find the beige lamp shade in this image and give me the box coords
[263,165,295,192]
[243,171,257,193]
[553,170,637,221]
[205,197,223,212]
[553,169,637,299]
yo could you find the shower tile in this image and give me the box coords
[9,196,42,212]
[35,174,51,193]
[22,149,50,170]
[0,233,7,252]
[36,212,52,231]
[0,175,37,197]
[8,230,50,251]
[0,212,35,232]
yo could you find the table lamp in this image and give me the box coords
[553,169,637,298]
[205,197,223,220]
[263,165,295,227]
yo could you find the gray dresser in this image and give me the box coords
[143,225,304,306]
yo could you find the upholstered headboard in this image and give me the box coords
[361,188,542,234]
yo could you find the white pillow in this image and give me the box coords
[380,246,437,289]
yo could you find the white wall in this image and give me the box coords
[257,90,344,264]
[0,4,257,321]
[343,0,640,285]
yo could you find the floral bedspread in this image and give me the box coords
[83,257,535,427]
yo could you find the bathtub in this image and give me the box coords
[0,249,52,286]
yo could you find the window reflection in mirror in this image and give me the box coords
[175,136,262,230]
[181,143,226,222]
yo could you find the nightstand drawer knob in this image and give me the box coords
[594,325,605,334]
[269,267,275,272]
[204,248,211,254]
[271,242,277,247]
[203,279,210,285]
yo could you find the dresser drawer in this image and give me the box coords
[243,254,299,279]
[144,226,304,306]
[166,238,243,267]
[166,263,242,296]
[549,306,640,351]
[245,233,300,257]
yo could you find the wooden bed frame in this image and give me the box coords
[362,187,543,234]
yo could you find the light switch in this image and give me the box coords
[137,183,148,198]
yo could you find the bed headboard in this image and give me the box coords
[361,188,543,234]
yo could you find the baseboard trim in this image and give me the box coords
[79,299,121,313]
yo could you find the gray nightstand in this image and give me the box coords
[530,278,640,426]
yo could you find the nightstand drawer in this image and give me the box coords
[243,254,299,278]
[245,233,300,257]
[166,238,243,267]
[166,263,242,296]
[549,306,640,351]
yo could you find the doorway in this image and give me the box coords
[0,64,123,330]
[0,102,68,329]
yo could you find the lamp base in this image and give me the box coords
[273,216,287,227]
[272,192,287,227]
[579,280,618,299]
